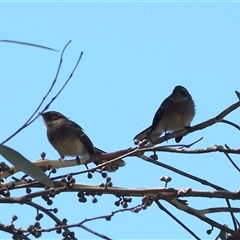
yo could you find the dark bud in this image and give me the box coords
[47,199,53,205]
[99,183,105,187]
[101,172,107,178]
[105,215,111,221]
[69,178,76,184]
[40,152,46,159]
[12,215,18,222]
[61,178,67,183]
[206,229,212,235]
[35,213,43,221]
[125,197,132,203]
[62,218,68,225]
[56,228,62,234]
[114,200,120,207]
[121,201,128,208]
[107,182,113,187]
[160,176,172,182]
[34,222,40,228]
[150,152,158,160]
[66,174,73,181]
[27,225,34,231]
[146,200,153,206]
[141,204,147,210]
[77,192,84,198]
[69,232,75,238]
[51,169,57,174]
[132,208,140,213]
[79,197,87,203]
[206,226,213,235]
[26,187,32,194]
[106,177,111,183]
[87,173,93,179]
[53,208,58,213]
[92,197,98,203]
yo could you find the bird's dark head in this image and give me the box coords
[39,111,67,126]
[172,85,191,100]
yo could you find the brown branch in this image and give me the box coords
[141,145,240,155]
[0,223,30,240]
[2,186,240,203]
[200,207,240,214]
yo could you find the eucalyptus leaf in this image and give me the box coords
[0,39,58,52]
[0,144,54,188]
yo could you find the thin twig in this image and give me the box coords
[170,199,240,238]
[80,225,112,240]
[224,145,240,173]
[26,201,77,240]
[140,155,227,190]
[155,200,201,240]
[221,120,240,131]
[42,51,83,112]
[1,41,72,145]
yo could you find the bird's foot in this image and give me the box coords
[76,156,81,165]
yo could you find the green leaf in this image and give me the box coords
[0,144,54,188]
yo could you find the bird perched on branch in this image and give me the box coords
[40,111,125,172]
[134,85,195,144]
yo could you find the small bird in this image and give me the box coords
[40,111,125,172]
[134,85,195,144]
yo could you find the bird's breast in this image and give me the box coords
[47,123,88,157]
[50,137,88,157]
[153,100,195,136]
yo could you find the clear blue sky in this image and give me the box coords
[0,2,240,239]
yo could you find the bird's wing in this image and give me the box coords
[69,120,96,156]
[151,100,167,133]
[94,147,126,172]
[133,126,152,143]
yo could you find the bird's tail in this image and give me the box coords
[133,126,152,144]
[94,147,126,172]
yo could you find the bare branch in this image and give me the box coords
[155,200,201,240]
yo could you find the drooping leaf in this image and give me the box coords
[0,39,58,52]
[0,144,54,188]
